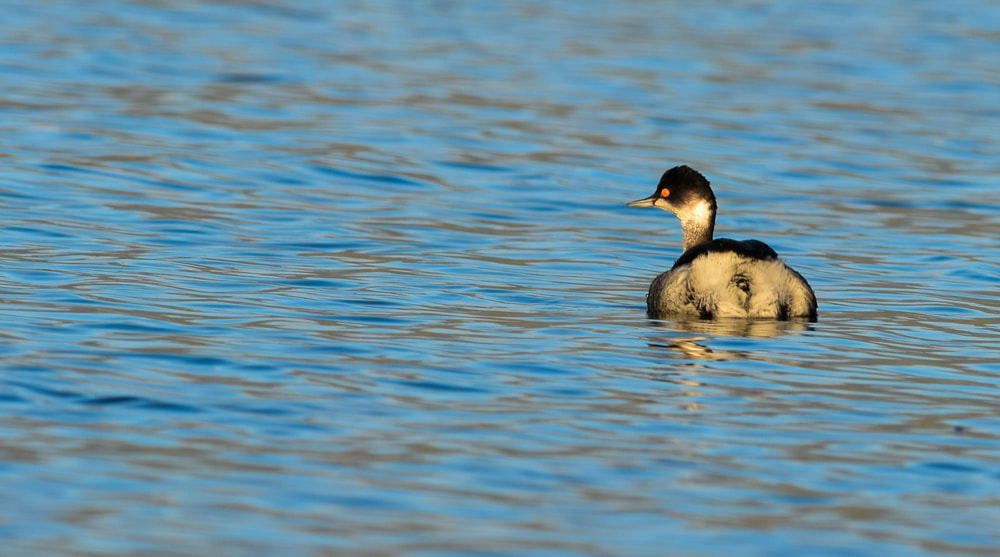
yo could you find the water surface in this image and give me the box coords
[2,1,1000,555]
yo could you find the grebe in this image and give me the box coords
[627,165,817,321]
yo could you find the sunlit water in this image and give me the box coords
[2,1,1000,555]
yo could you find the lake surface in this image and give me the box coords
[2,0,1000,555]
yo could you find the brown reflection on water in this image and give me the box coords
[649,318,816,339]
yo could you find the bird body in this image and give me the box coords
[628,166,817,321]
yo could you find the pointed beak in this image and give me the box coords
[626,195,658,208]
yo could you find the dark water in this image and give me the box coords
[2,1,1000,555]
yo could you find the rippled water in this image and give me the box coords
[2,1,1000,555]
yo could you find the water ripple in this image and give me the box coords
[1,0,1000,555]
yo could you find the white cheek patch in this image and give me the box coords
[677,199,713,227]
[688,200,714,225]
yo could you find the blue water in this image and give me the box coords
[2,1,1000,555]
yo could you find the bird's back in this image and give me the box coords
[647,239,817,321]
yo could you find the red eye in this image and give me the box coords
[661,188,670,197]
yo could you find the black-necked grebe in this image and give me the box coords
[628,165,817,321]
